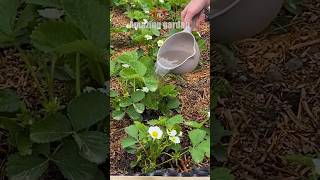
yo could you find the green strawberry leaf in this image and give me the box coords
[125,125,138,139]
[31,21,83,53]
[0,89,22,113]
[127,106,141,120]
[284,154,314,167]
[30,113,73,143]
[129,60,147,77]
[166,115,184,127]
[68,92,107,131]
[52,140,98,180]
[184,121,202,128]
[189,147,204,164]
[166,97,180,109]
[212,168,235,180]
[127,10,148,20]
[188,129,206,147]
[160,84,178,97]
[111,110,125,120]
[134,121,148,139]
[151,28,160,36]
[15,4,37,31]
[0,0,17,44]
[33,143,50,157]
[198,139,210,157]
[17,131,33,156]
[116,51,138,64]
[73,131,108,164]
[131,91,145,103]
[143,77,158,92]
[133,103,145,114]
[120,68,140,79]
[62,0,107,48]
[121,137,137,148]
[7,154,48,180]
[119,97,132,107]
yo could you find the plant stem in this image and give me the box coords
[15,46,47,102]
[51,142,63,158]
[75,53,81,96]
[133,78,136,91]
[180,149,190,156]
[200,117,210,126]
[158,157,175,167]
[138,140,147,155]
[48,55,57,101]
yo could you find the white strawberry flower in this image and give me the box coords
[166,129,177,136]
[197,31,202,38]
[126,24,132,29]
[157,40,164,47]
[178,131,183,137]
[144,34,152,40]
[143,19,148,25]
[148,126,163,140]
[169,136,180,144]
[122,64,130,68]
[142,87,149,92]
[159,0,164,3]
[144,10,150,14]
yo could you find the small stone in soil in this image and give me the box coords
[153,170,164,176]
[285,57,303,72]
[266,65,283,82]
[166,168,179,176]
[191,167,197,173]
[134,172,141,176]
[239,75,248,82]
[196,171,209,176]
[196,167,209,173]
[181,172,193,177]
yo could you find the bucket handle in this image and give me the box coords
[210,0,241,19]
[183,11,200,33]
[183,22,192,33]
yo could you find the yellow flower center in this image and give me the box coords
[152,131,158,138]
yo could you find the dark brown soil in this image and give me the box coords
[213,0,320,179]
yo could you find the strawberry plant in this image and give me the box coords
[121,115,209,173]
[131,28,160,45]
[0,0,108,179]
[111,50,181,121]
[284,154,320,179]
[0,89,108,180]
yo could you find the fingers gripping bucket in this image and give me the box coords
[155,23,200,76]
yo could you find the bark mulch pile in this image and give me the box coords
[213,1,320,179]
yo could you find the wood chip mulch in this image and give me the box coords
[214,1,320,179]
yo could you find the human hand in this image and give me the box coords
[181,0,210,29]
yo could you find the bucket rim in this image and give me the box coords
[211,0,241,19]
[156,31,197,70]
